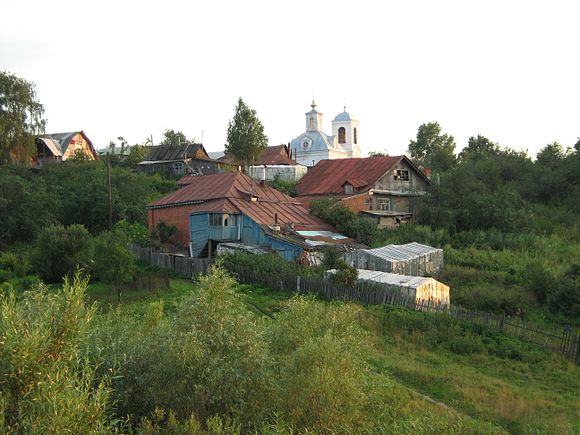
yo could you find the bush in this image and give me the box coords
[31,224,92,283]
[91,229,136,284]
[0,274,114,432]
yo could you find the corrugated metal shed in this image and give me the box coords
[354,269,450,306]
[345,242,444,276]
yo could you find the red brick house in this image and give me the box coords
[146,172,360,258]
[295,156,432,228]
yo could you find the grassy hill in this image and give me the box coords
[78,268,579,434]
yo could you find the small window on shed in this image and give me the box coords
[338,127,346,144]
[394,169,409,181]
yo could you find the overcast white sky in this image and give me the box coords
[1,0,578,157]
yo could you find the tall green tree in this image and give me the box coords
[225,98,268,168]
[408,122,456,172]
[0,71,46,164]
[160,129,189,145]
[458,135,500,162]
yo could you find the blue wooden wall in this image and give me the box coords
[189,212,303,261]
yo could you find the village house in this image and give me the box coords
[295,155,432,228]
[35,131,98,165]
[289,101,361,167]
[247,144,307,182]
[211,144,307,182]
[146,172,360,262]
[137,143,223,177]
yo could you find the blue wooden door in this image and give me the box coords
[190,213,209,257]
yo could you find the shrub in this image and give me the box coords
[0,274,114,432]
[31,224,92,283]
[91,229,135,284]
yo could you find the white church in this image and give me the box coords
[290,101,361,167]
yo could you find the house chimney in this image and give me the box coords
[273,213,281,232]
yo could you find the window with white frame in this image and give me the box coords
[377,198,391,211]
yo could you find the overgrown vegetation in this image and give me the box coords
[1,266,576,433]
[310,140,580,323]
[0,161,175,247]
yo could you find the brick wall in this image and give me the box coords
[148,206,193,248]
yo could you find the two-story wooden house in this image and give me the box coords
[295,156,432,228]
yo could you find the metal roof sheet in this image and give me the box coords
[295,156,403,196]
[355,269,431,289]
[364,242,442,262]
[144,143,211,162]
[37,138,63,157]
[254,144,297,165]
[38,131,97,158]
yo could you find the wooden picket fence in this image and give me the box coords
[128,245,580,363]
[129,245,214,278]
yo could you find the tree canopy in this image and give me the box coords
[225,98,268,167]
[159,129,192,146]
[408,122,456,172]
[458,135,500,162]
[0,71,46,164]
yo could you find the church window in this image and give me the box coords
[338,127,346,144]
[309,116,314,129]
[354,128,358,144]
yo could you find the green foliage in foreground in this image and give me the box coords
[2,267,578,433]
[0,275,114,433]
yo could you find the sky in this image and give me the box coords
[1,0,578,158]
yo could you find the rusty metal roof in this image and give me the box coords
[151,172,301,210]
[254,144,297,165]
[295,156,404,196]
[147,172,361,248]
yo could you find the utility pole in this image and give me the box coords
[106,153,113,229]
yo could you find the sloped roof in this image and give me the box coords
[254,144,297,166]
[295,156,431,196]
[364,242,442,262]
[144,143,212,162]
[212,145,298,166]
[148,172,359,248]
[38,131,97,158]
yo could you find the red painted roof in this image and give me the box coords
[295,156,403,196]
[254,145,297,166]
[149,172,333,229]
